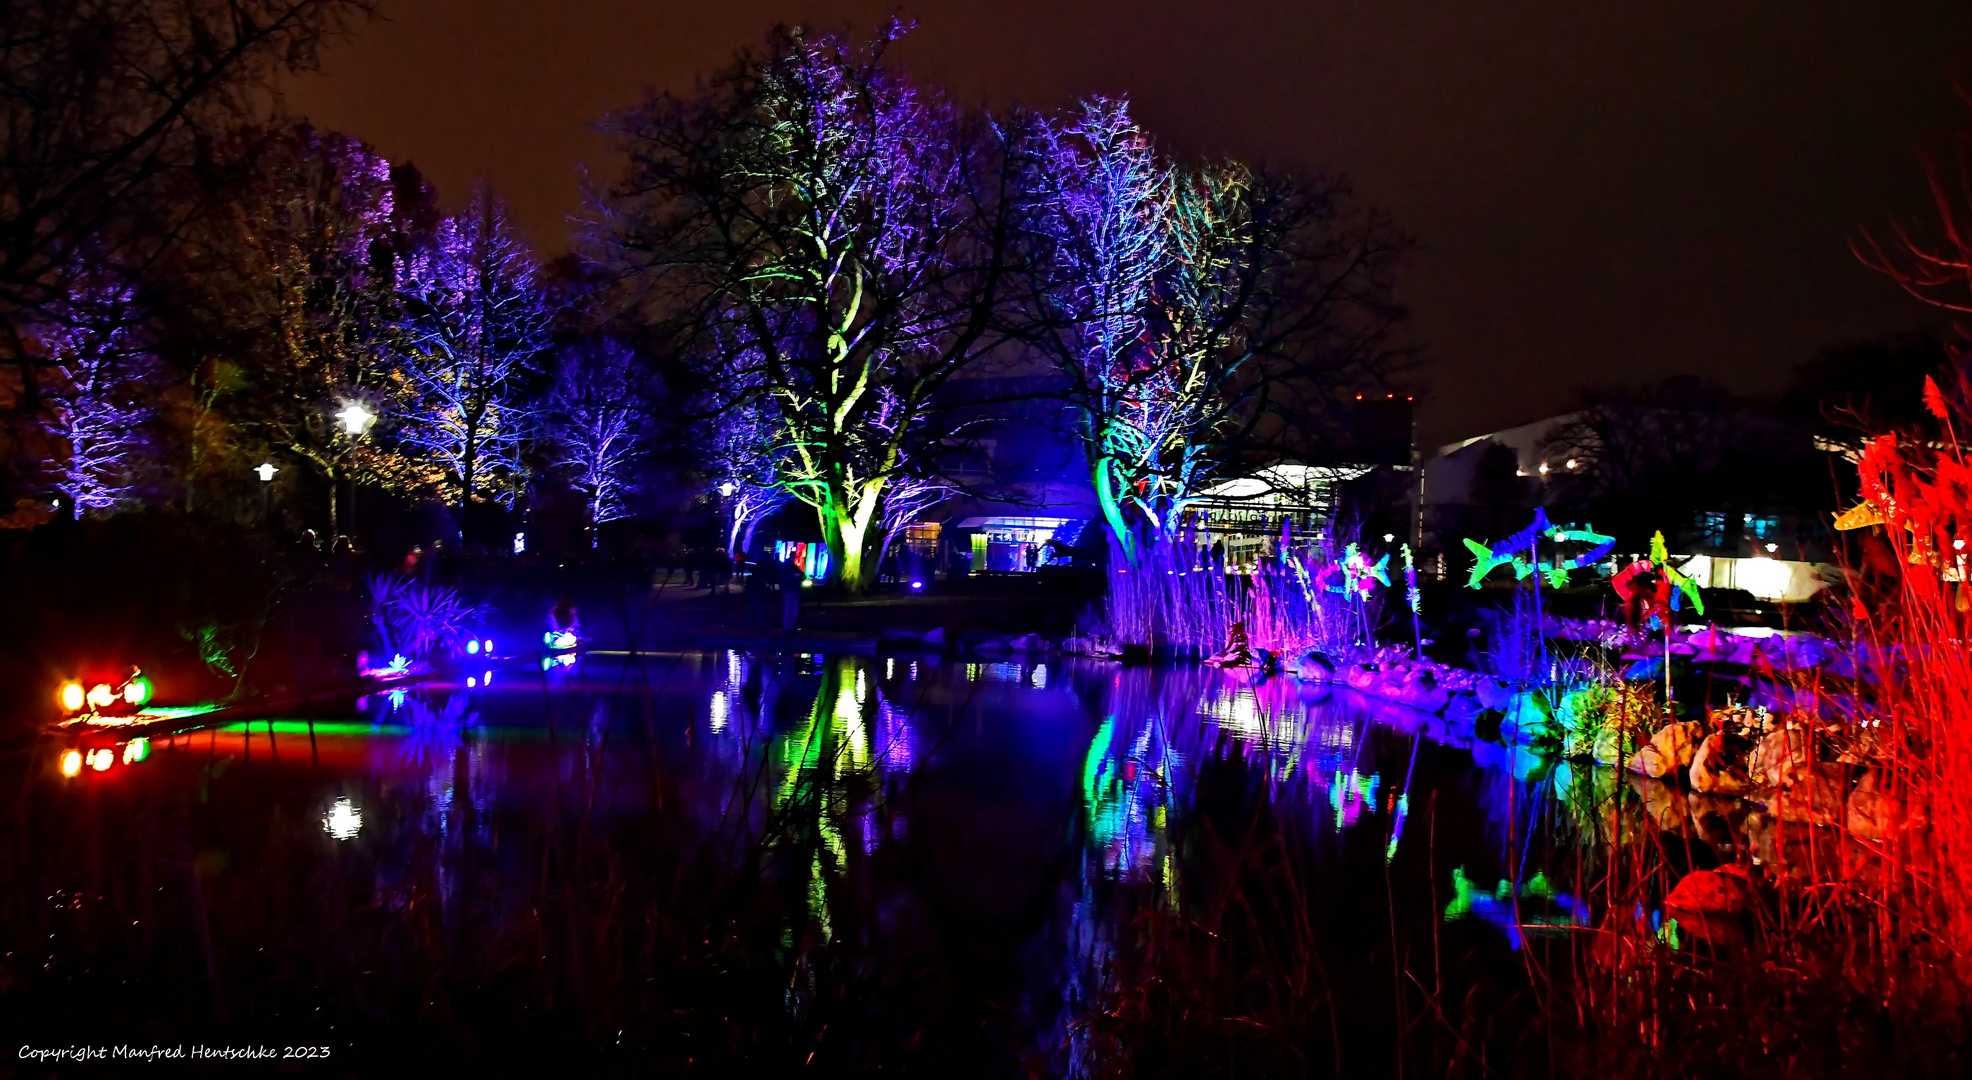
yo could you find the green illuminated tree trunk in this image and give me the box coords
[1093,453,1137,565]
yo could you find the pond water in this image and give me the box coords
[9,652,1614,1075]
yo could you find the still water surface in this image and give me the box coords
[19,652,1599,1074]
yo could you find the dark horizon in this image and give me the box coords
[285,1,1972,447]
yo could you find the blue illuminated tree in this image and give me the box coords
[872,472,952,577]
[1036,98,1173,562]
[548,337,651,538]
[703,392,793,556]
[388,185,549,545]
[1035,101,1411,560]
[38,276,157,516]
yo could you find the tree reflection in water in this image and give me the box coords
[3,652,1604,1074]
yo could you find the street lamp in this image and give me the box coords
[715,480,737,558]
[256,461,277,524]
[334,401,375,544]
[336,401,376,437]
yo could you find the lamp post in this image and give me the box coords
[334,401,376,544]
[716,479,737,557]
[256,461,278,524]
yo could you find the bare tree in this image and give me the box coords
[388,185,550,546]
[0,0,373,410]
[701,393,793,556]
[38,274,157,515]
[1031,99,1411,560]
[1030,98,1170,561]
[1540,377,1802,551]
[871,473,952,578]
[548,337,651,540]
[596,22,1046,589]
[169,123,411,528]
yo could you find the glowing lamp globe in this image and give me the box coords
[89,748,112,771]
[336,401,376,437]
[717,480,736,497]
[254,462,278,483]
[60,750,82,777]
[86,683,114,709]
[59,682,84,712]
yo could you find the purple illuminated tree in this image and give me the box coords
[548,337,651,539]
[703,393,793,556]
[872,472,953,577]
[388,185,549,545]
[1036,99,1172,562]
[599,22,1045,589]
[37,277,157,516]
[1034,100,1411,559]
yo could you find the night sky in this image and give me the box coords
[283,0,1972,446]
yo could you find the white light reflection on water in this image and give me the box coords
[323,796,362,840]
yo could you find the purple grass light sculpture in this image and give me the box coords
[1095,525,1383,660]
